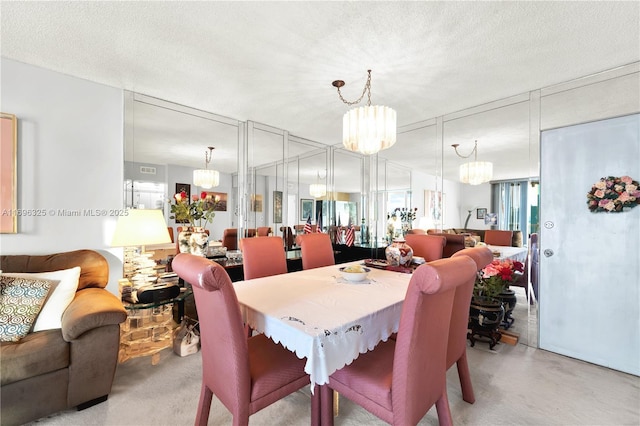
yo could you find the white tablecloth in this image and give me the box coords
[487,245,528,263]
[233,261,411,388]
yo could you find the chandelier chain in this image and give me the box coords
[204,147,214,169]
[336,70,373,106]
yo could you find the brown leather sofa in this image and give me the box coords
[426,233,467,258]
[0,250,127,425]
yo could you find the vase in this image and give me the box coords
[177,227,193,254]
[385,238,413,267]
[496,287,517,329]
[468,296,505,350]
[188,227,209,257]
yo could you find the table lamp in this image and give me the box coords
[111,209,172,283]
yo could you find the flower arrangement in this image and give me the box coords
[587,176,640,213]
[474,258,524,299]
[169,190,220,230]
[387,207,419,223]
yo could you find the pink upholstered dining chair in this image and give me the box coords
[297,233,335,270]
[241,236,287,280]
[321,255,478,426]
[484,230,513,246]
[406,228,426,235]
[450,246,493,404]
[171,254,309,426]
[256,226,272,237]
[405,234,446,262]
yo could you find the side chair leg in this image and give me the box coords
[195,384,213,426]
[456,352,476,404]
[435,391,453,426]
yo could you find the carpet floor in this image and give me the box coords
[27,288,639,426]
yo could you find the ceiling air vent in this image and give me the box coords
[140,166,156,175]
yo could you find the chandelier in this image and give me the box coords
[332,70,397,155]
[452,140,493,185]
[193,146,220,189]
[309,171,326,198]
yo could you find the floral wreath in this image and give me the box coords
[587,176,640,213]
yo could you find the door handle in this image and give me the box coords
[543,249,554,257]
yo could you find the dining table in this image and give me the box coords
[486,244,528,263]
[232,260,413,424]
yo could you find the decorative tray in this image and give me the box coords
[363,259,415,274]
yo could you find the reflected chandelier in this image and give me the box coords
[332,70,397,155]
[452,140,493,185]
[309,171,327,198]
[193,146,220,189]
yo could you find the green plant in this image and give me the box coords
[169,190,220,230]
[474,258,524,299]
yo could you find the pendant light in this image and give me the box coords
[452,140,493,185]
[193,146,220,189]
[332,70,397,155]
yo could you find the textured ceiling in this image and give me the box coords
[2,1,639,185]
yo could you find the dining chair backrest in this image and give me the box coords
[171,254,251,417]
[406,228,426,235]
[449,246,493,404]
[222,228,238,251]
[280,226,295,250]
[241,236,287,279]
[167,227,174,243]
[257,226,271,237]
[171,253,309,425]
[484,229,513,246]
[392,256,478,424]
[530,233,539,300]
[405,234,446,262]
[297,233,335,270]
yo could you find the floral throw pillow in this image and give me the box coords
[0,276,53,342]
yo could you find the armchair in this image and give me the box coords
[0,250,126,426]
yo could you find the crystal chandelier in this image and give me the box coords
[332,70,397,155]
[309,171,326,198]
[452,140,493,185]
[193,146,220,189]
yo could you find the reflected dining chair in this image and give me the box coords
[256,226,272,237]
[450,246,493,404]
[321,255,478,426]
[280,226,295,250]
[297,233,335,270]
[405,234,446,262]
[511,233,539,303]
[484,230,513,246]
[171,254,309,426]
[241,236,287,280]
[222,228,238,251]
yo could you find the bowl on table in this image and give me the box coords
[339,265,371,282]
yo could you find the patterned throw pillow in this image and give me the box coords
[0,276,53,342]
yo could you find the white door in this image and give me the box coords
[539,114,640,375]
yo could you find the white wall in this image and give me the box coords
[0,58,124,294]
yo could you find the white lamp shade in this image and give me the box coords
[111,209,172,247]
[459,161,493,185]
[193,169,220,189]
[343,105,397,155]
[309,183,327,198]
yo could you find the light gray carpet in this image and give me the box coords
[28,290,638,426]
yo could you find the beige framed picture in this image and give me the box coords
[1,113,17,233]
[251,194,263,212]
[424,190,445,225]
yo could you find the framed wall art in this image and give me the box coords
[300,199,313,221]
[424,190,445,224]
[251,194,263,212]
[477,208,487,219]
[205,191,227,211]
[1,113,17,233]
[273,191,283,223]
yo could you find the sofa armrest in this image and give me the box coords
[61,288,127,341]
